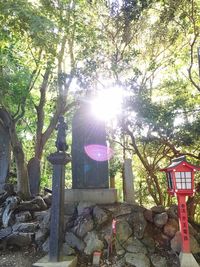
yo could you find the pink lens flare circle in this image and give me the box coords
[84,144,113,162]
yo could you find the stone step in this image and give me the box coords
[32,255,77,267]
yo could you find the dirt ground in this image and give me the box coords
[0,246,45,267]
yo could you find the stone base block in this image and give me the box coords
[65,188,118,204]
[32,255,77,267]
[179,252,199,267]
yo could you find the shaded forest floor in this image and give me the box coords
[0,246,45,267]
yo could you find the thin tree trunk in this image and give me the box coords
[125,126,163,205]
[187,196,197,222]
[0,109,31,199]
[9,120,31,199]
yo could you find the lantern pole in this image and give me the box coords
[177,194,190,253]
[177,193,199,267]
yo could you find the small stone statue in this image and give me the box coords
[55,116,68,152]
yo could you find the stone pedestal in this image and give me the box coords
[65,188,117,204]
[32,255,77,267]
[179,252,199,267]
[47,152,71,262]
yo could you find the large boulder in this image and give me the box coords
[6,233,33,247]
[42,237,49,252]
[93,206,109,226]
[83,231,104,255]
[15,211,32,223]
[65,231,85,251]
[166,205,178,219]
[190,235,200,254]
[106,203,132,217]
[12,222,38,233]
[151,254,167,267]
[141,235,156,253]
[73,215,94,238]
[37,209,51,231]
[43,193,52,207]
[16,196,47,211]
[77,202,94,216]
[171,231,181,253]
[144,209,154,223]
[62,242,75,256]
[35,228,49,246]
[0,226,12,240]
[145,222,169,248]
[151,205,165,214]
[163,218,179,238]
[116,220,132,243]
[154,212,168,228]
[171,229,200,254]
[125,237,147,254]
[125,252,150,267]
[130,210,147,239]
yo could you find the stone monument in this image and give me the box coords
[72,102,109,189]
[28,157,40,196]
[65,100,117,204]
[0,121,10,192]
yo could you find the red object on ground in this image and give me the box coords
[93,251,101,266]
[112,219,117,235]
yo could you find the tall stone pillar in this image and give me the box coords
[124,159,135,204]
[0,122,10,192]
[27,157,40,196]
[48,152,71,262]
[47,116,71,262]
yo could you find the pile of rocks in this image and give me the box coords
[0,192,51,250]
[1,193,200,267]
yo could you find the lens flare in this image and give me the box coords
[91,86,123,121]
[84,144,113,161]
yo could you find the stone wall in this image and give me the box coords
[1,194,200,266]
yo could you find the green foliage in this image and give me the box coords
[2,0,200,210]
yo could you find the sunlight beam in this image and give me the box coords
[91,86,123,121]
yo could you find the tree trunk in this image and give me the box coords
[110,176,115,188]
[10,122,31,199]
[13,144,30,199]
[187,196,196,222]
[0,109,31,199]
[125,127,163,205]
